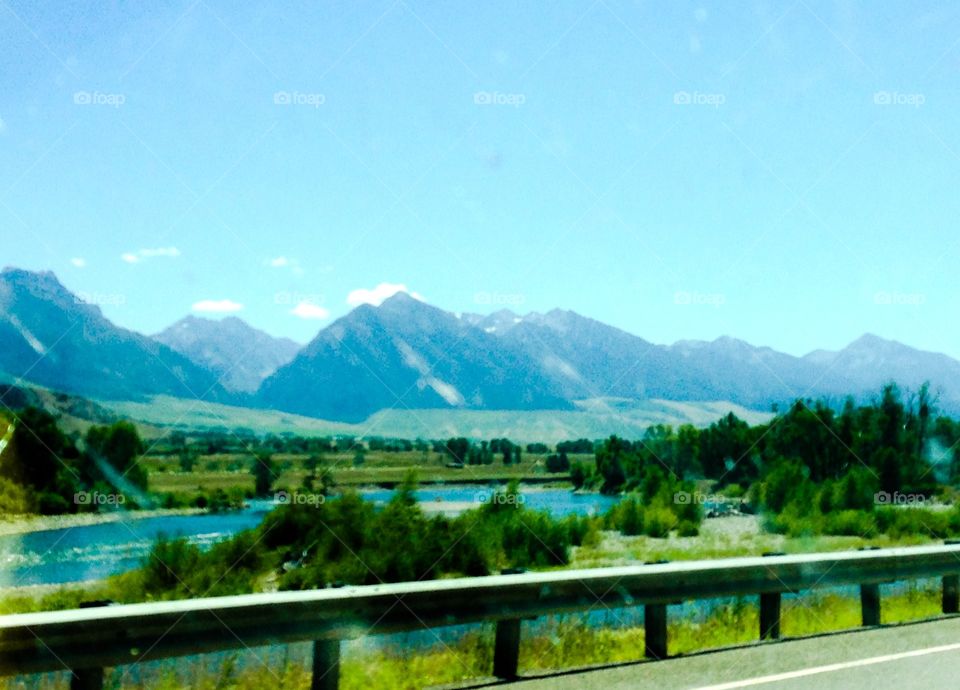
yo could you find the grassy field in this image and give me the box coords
[145,450,583,495]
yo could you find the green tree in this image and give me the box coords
[85,421,147,490]
[444,438,470,464]
[178,448,196,473]
[7,408,71,491]
[570,461,590,490]
[546,451,570,473]
[675,424,701,479]
[595,436,631,494]
[251,454,276,496]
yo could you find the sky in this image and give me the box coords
[2,1,960,354]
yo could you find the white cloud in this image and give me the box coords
[70,257,86,268]
[122,247,180,264]
[192,299,243,313]
[346,282,424,307]
[268,255,304,276]
[291,301,330,320]
[0,117,6,134]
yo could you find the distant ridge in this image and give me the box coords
[257,290,960,421]
[3,267,960,423]
[0,268,229,403]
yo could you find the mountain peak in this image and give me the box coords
[1,267,69,293]
[0,268,229,403]
[379,290,420,307]
[154,314,300,393]
[849,333,895,348]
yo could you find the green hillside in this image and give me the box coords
[103,395,773,442]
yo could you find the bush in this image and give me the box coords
[822,509,877,538]
[607,495,644,536]
[580,521,603,548]
[876,507,950,539]
[0,478,31,514]
[722,483,745,499]
[36,492,70,515]
[643,507,678,538]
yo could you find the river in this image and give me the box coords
[0,487,618,587]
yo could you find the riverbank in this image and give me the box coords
[570,513,933,569]
[0,507,206,537]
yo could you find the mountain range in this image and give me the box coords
[2,266,959,426]
[0,269,227,404]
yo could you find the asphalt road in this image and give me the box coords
[495,617,960,689]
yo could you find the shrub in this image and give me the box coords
[643,507,678,538]
[823,509,877,538]
[607,495,644,536]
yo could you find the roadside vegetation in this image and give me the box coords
[4,383,960,687]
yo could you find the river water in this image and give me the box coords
[0,487,619,587]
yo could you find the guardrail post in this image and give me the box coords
[759,592,781,639]
[860,584,881,626]
[943,575,960,614]
[644,604,667,659]
[312,639,340,690]
[493,618,521,680]
[70,668,104,690]
[70,600,107,690]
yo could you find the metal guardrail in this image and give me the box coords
[2,544,960,689]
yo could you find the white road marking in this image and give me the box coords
[695,641,960,689]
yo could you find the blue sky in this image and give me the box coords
[2,1,959,355]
